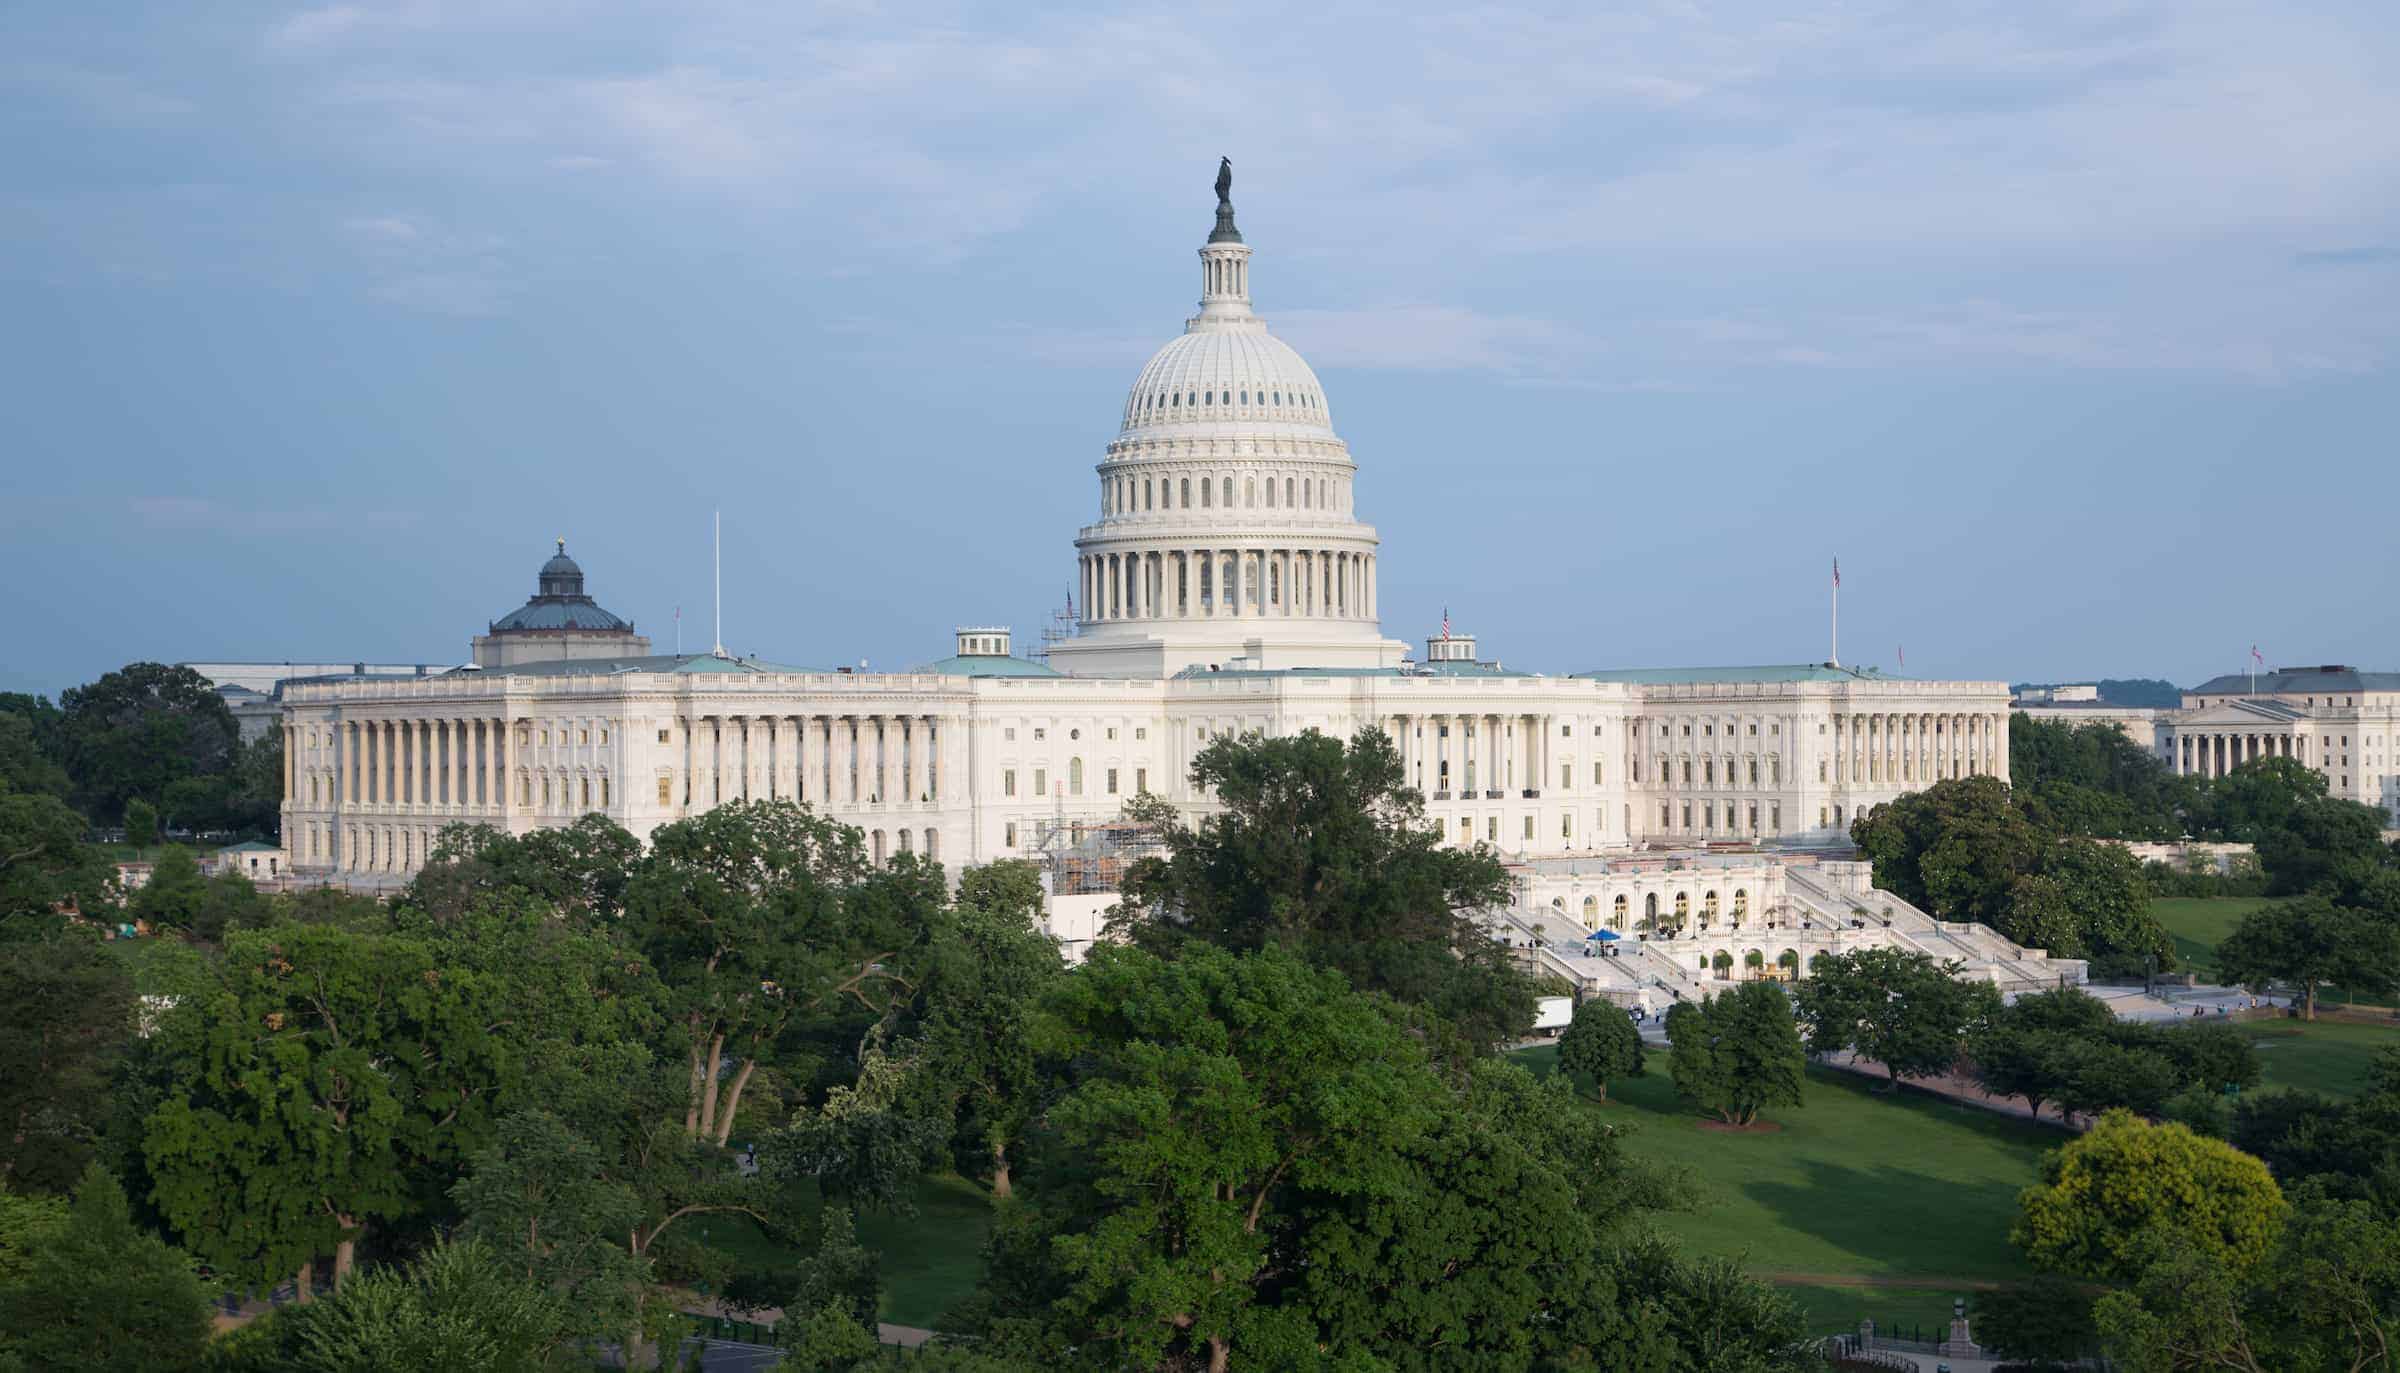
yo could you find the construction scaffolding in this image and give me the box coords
[1032,815,1167,896]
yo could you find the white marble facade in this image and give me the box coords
[280,184,2013,881]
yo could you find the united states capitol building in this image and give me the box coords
[279,174,2081,1003]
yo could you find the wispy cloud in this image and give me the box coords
[337,212,512,315]
[2294,244,2400,268]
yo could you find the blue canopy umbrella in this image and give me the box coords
[1586,929,1620,942]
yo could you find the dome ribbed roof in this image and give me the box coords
[1120,328,1334,436]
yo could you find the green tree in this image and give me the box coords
[1973,1274,2097,1365]
[1025,943,1446,1372]
[1796,945,2000,1090]
[0,933,137,1191]
[2207,755,2329,843]
[2216,895,2400,1020]
[2040,837,2170,976]
[2258,796,2396,898]
[1969,1024,2079,1122]
[0,708,71,802]
[124,797,160,850]
[0,782,112,921]
[453,1108,648,1344]
[0,1165,213,1373]
[923,864,1063,1196]
[2011,714,2189,840]
[624,801,927,1148]
[1556,997,1645,1101]
[191,869,272,942]
[2013,1109,2285,1283]
[409,815,643,928]
[131,844,206,930]
[774,1206,883,1369]
[1665,981,1805,1127]
[1114,727,1530,1056]
[1852,775,2052,926]
[285,1237,569,1373]
[57,663,241,826]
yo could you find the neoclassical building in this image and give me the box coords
[2164,665,2400,819]
[278,178,2017,897]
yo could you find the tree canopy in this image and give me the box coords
[1114,726,1533,1055]
[2013,1110,2285,1283]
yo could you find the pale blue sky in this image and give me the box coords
[5,1,2397,698]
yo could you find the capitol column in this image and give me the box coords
[498,716,515,819]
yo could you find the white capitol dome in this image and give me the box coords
[1048,163,1407,679]
[1119,328,1334,435]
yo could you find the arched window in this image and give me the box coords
[1582,895,1598,923]
[1674,892,1690,919]
[1285,477,1294,506]
[1613,895,1628,928]
[1172,392,1180,407]
[1180,478,1190,507]
[1144,479,1153,509]
[1265,478,1275,507]
[1245,479,1255,507]
[897,829,912,855]
[871,830,886,866]
[1732,889,1749,921]
[1302,481,1311,508]
[1202,480,1212,508]
[1069,757,1084,795]
[1240,390,1249,403]
[925,828,939,862]
[1272,391,1282,404]
[1222,477,1233,506]
[1702,890,1719,924]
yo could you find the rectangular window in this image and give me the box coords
[1561,814,1573,838]
[1107,727,1118,741]
[1820,806,1830,827]
[1593,760,1603,785]
[1681,803,1692,828]
[1135,768,1148,792]
[1523,816,1535,839]
[658,776,671,805]
[1661,803,1671,828]
[1107,768,1119,794]
[579,729,589,746]
[1033,728,1046,741]
[1135,728,1147,740]
[1562,763,1573,789]
[1460,818,1472,842]
[1488,817,1499,841]
[599,728,608,744]
[1033,768,1047,796]
[601,778,610,806]
[658,729,670,743]
[1005,822,1018,848]
[1003,769,1017,798]
[1005,727,1017,741]
[1560,724,1571,737]
[1771,803,1781,833]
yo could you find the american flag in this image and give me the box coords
[1832,557,1840,589]
[1441,607,1451,641]
[2251,645,2264,666]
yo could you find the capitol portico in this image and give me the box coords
[279,172,2020,929]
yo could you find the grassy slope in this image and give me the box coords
[1515,1044,2057,1331]
[2148,896,2274,978]
[2237,1020,2396,1099]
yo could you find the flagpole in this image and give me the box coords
[712,510,725,657]
[1830,559,1840,668]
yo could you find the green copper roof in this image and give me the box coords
[1573,663,1908,685]
[911,654,1064,679]
[1170,661,1533,681]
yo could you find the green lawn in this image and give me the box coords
[2148,896,2275,977]
[1515,1044,2059,1331]
[685,1172,996,1330]
[2237,1019,2399,1099]
[2149,896,2398,1008]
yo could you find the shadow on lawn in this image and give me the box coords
[1742,1153,2032,1280]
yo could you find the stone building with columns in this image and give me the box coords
[277,178,2015,885]
[2165,665,2400,820]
